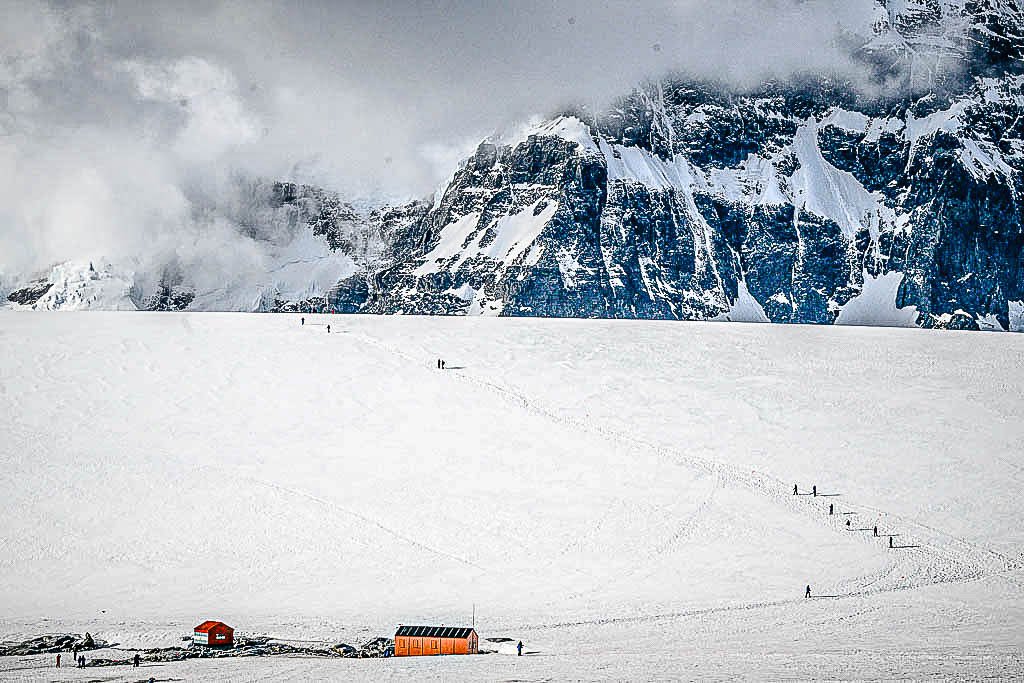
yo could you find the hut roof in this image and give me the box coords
[395,625,474,638]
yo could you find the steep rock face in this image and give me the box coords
[360,70,1024,330]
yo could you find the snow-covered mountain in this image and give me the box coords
[344,2,1024,330]
[6,1,1023,331]
[356,71,1024,330]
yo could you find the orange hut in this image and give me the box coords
[393,625,478,656]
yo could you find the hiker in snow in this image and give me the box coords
[889,536,894,549]
[517,640,523,656]
[846,519,851,528]
[805,585,811,598]
[327,324,331,333]
[873,525,878,537]
[793,484,798,495]
[301,317,305,325]
[133,653,140,668]
[812,485,817,497]
[442,360,446,369]
[437,359,441,369]
[56,653,60,668]
[78,655,85,668]
[829,503,834,515]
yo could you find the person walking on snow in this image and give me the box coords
[55,654,60,668]
[517,641,523,656]
[873,525,878,537]
[793,484,798,495]
[442,360,446,369]
[829,503,834,515]
[889,536,894,549]
[805,584,811,598]
[812,485,817,497]
[133,653,140,668]
[301,317,304,325]
[327,324,331,333]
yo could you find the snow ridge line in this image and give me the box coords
[336,327,1018,597]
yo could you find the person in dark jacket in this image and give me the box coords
[873,526,878,537]
[55,654,60,668]
[805,584,811,598]
[517,640,523,656]
[133,653,140,668]
[829,503,834,515]
[327,324,331,333]
[889,536,894,548]
[812,485,817,497]
[301,317,304,325]
[793,484,798,495]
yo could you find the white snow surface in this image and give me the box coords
[821,108,871,134]
[9,262,137,311]
[835,271,920,328]
[414,202,557,278]
[1,313,1023,681]
[789,121,894,241]
[711,281,770,323]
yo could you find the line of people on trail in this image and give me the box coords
[797,482,905,598]
[299,317,330,333]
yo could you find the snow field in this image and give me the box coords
[1,311,1023,680]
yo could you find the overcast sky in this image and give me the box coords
[1,0,887,280]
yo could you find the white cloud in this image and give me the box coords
[0,0,981,292]
[120,56,261,162]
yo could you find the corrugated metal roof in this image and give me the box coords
[394,625,475,639]
[194,620,231,632]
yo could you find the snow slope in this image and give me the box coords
[1,313,1023,680]
[9,262,137,311]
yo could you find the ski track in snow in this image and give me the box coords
[193,463,490,573]
[338,324,1020,631]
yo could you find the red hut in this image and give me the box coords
[193,620,234,647]
[393,625,478,656]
